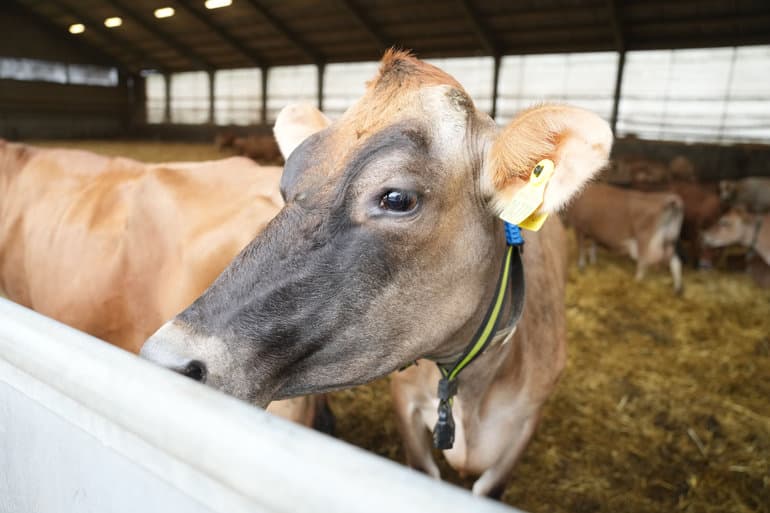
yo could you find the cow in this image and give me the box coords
[140,50,612,496]
[233,134,283,164]
[0,140,329,429]
[565,182,684,293]
[702,209,770,288]
[668,155,696,182]
[214,130,238,151]
[616,156,669,191]
[667,181,723,267]
[719,177,770,214]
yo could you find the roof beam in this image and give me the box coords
[242,0,324,64]
[6,0,123,69]
[173,0,265,67]
[606,0,626,51]
[337,0,389,51]
[104,0,214,70]
[456,0,499,55]
[52,0,164,71]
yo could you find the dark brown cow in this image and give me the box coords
[233,134,283,164]
[667,181,723,267]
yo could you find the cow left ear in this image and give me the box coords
[273,103,332,159]
[484,104,612,216]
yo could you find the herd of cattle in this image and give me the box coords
[1,51,768,500]
[566,155,770,291]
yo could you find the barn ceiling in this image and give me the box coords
[9,0,770,72]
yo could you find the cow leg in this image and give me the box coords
[589,239,597,265]
[670,254,683,294]
[635,260,647,281]
[390,381,441,479]
[471,414,537,497]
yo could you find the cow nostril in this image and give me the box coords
[179,360,207,383]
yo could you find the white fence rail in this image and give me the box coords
[0,298,518,513]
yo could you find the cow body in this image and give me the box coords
[0,141,325,426]
[391,217,568,496]
[141,51,612,495]
[233,135,283,164]
[667,181,723,267]
[720,177,770,214]
[566,182,684,292]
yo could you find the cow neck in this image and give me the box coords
[431,222,526,450]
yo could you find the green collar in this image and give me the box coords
[432,233,526,450]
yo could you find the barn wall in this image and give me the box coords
[0,78,131,140]
[612,137,770,181]
[0,2,132,140]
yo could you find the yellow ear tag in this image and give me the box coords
[499,159,555,231]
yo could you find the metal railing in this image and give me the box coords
[0,297,518,513]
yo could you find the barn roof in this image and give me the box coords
[9,0,770,72]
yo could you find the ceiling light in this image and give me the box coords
[104,17,122,28]
[68,23,85,34]
[205,0,232,9]
[154,7,175,18]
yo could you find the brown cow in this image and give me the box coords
[566,182,684,292]
[141,50,612,496]
[719,177,770,214]
[0,140,328,429]
[617,156,669,191]
[214,130,238,151]
[702,209,770,288]
[233,134,283,164]
[667,181,723,267]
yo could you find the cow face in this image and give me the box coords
[140,51,612,407]
[702,209,752,248]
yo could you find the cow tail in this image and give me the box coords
[660,195,685,247]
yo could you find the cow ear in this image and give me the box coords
[273,103,332,159]
[484,104,612,215]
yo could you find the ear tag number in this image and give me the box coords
[499,159,555,231]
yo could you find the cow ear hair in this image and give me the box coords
[484,104,612,215]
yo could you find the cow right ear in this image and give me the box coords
[483,104,612,218]
[273,103,332,159]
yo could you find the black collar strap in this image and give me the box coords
[432,223,526,449]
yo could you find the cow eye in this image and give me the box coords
[379,190,417,212]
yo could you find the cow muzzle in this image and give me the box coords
[140,321,208,383]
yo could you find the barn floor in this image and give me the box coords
[32,140,770,513]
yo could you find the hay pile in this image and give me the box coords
[330,247,770,513]
[29,141,768,512]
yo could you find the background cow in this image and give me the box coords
[140,50,612,496]
[702,209,770,288]
[566,182,684,292]
[719,177,770,213]
[0,140,329,429]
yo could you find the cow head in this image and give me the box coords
[140,51,612,406]
[702,208,754,248]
